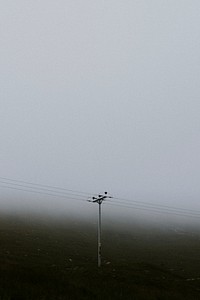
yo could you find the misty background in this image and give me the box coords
[1,1,200,221]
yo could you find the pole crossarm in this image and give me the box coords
[88,192,112,204]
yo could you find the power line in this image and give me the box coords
[105,202,200,219]
[2,182,199,219]
[113,196,200,215]
[108,199,200,217]
[0,180,86,199]
[0,185,86,202]
[113,199,200,216]
[0,176,92,196]
[1,176,200,219]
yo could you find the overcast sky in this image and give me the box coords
[1,1,200,217]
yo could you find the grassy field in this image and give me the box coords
[0,213,200,299]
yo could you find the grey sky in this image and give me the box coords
[1,1,200,216]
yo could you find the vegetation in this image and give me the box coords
[0,213,199,299]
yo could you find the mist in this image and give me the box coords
[1,1,200,225]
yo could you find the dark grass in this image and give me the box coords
[0,214,200,299]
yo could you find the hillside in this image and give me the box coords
[0,214,200,299]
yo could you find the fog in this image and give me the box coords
[1,1,200,223]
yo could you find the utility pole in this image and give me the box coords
[88,192,112,268]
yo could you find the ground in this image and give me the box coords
[0,213,200,299]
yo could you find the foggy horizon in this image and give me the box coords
[1,1,200,224]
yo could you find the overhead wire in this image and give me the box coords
[113,196,200,215]
[0,176,92,196]
[104,202,200,219]
[0,185,86,202]
[107,198,200,217]
[1,176,200,219]
[0,180,86,199]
